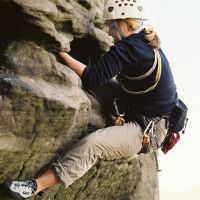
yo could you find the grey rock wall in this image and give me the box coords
[0,1,159,199]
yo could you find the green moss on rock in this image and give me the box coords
[32,158,142,200]
[0,151,31,183]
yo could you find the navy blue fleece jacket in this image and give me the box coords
[81,31,178,116]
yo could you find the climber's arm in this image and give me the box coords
[59,52,86,77]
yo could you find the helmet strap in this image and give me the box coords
[112,20,125,39]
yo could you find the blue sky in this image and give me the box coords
[144,0,200,199]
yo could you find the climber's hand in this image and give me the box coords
[144,27,161,49]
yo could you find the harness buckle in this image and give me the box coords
[114,115,125,126]
[113,98,125,126]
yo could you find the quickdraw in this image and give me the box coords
[141,120,161,172]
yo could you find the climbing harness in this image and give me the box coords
[113,99,161,171]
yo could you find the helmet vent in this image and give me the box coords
[138,6,143,11]
[108,6,114,12]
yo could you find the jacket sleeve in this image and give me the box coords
[81,41,137,89]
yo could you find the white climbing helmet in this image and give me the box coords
[103,0,147,21]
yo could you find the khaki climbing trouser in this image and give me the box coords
[53,118,167,187]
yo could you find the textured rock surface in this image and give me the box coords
[0,0,159,199]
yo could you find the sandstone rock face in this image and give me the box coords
[0,1,159,199]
